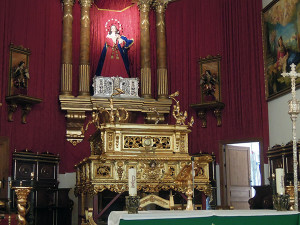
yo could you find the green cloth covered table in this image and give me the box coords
[108,210,300,225]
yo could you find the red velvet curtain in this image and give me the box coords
[166,0,269,162]
[0,0,269,173]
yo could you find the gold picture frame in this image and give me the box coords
[262,0,300,100]
[198,55,221,103]
[8,43,31,96]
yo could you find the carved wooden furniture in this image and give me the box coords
[11,150,73,225]
[75,123,215,223]
[267,141,300,185]
[267,141,300,207]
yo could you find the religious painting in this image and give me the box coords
[262,0,300,100]
[8,44,31,96]
[198,55,221,103]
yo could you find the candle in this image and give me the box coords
[275,168,285,195]
[128,168,137,196]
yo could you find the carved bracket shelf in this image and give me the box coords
[190,101,225,128]
[5,95,42,124]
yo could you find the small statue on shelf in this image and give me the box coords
[200,70,218,99]
[13,61,30,94]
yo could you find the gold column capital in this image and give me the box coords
[137,0,152,12]
[61,0,75,6]
[79,0,93,8]
[153,0,168,13]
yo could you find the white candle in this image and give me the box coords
[128,168,137,196]
[275,168,285,195]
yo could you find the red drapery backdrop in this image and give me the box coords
[0,0,268,173]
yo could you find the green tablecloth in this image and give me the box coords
[108,211,300,225]
[119,214,300,225]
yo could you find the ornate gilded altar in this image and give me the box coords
[74,90,214,224]
[75,123,213,196]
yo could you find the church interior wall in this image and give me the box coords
[0,0,270,222]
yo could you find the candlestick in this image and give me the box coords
[275,168,285,195]
[128,168,137,196]
[281,63,300,211]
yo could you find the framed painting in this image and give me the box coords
[198,55,221,103]
[262,0,300,100]
[8,43,31,96]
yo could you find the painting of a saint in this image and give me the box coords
[263,0,300,99]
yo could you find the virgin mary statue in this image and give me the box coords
[95,19,134,78]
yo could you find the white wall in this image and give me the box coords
[268,91,300,147]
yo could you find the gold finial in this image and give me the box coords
[82,88,129,135]
[169,91,194,127]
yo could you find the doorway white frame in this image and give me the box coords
[218,139,265,206]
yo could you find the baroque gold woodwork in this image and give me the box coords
[61,63,73,95]
[157,68,168,99]
[65,110,87,146]
[61,0,74,96]
[79,64,90,96]
[78,0,93,97]
[12,187,32,225]
[79,0,93,8]
[169,91,194,126]
[141,68,152,98]
[60,94,173,143]
[154,0,169,99]
[137,0,152,13]
[140,194,172,209]
[75,123,213,197]
[85,208,97,225]
[138,0,152,99]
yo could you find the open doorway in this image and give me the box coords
[219,140,264,209]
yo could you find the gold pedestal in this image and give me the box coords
[185,181,194,211]
[12,187,32,225]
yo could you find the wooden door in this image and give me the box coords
[225,145,251,209]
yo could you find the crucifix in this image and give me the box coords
[282,63,300,211]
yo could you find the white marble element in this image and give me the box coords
[93,76,140,98]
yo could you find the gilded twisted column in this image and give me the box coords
[154,0,168,99]
[78,0,93,97]
[61,0,74,96]
[138,0,152,99]
[13,187,32,225]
